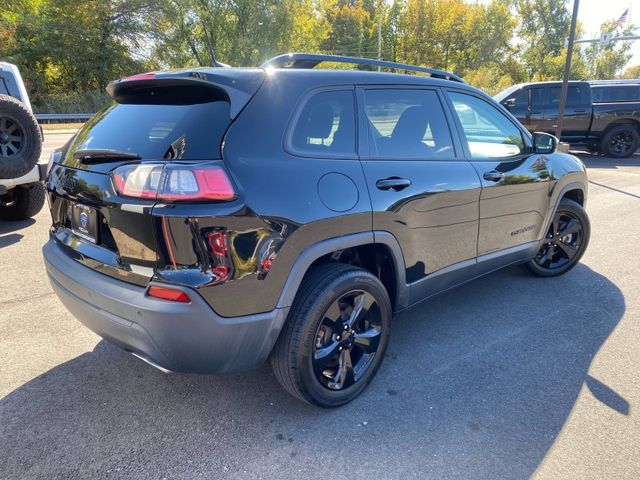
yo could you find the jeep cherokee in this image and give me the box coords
[43,54,590,407]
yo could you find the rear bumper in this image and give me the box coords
[43,238,289,374]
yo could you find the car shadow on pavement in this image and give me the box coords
[0,264,625,479]
[0,219,35,248]
[0,218,35,234]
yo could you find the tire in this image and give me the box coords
[524,198,590,277]
[600,124,640,158]
[0,183,46,220]
[0,94,42,179]
[271,263,392,408]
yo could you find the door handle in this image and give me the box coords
[574,109,587,113]
[376,177,412,191]
[483,171,505,182]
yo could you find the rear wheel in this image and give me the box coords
[271,263,391,407]
[524,198,590,277]
[0,94,42,179]
[0,183,46,220]
[600,125,639,158]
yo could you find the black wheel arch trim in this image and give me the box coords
[539,180,587,249]
[275,231,409,312]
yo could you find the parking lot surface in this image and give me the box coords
[1,132,639,479]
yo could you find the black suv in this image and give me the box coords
[43,54,590,407]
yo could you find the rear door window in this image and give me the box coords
[549,86,589,108]
[363,88,455,159]
[69,101,231,160]
[289,89,356,157]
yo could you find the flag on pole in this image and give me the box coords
[614,8,629,28]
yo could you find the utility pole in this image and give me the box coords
[555,0,580,139]
[377,0,382,71]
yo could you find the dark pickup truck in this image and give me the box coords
[495,80,640,157]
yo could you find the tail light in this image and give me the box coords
[112,163,236,202]
[112,164,162,199]
[147,285,190,302]
[206,230,230,283]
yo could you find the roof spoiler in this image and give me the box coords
[106,69,264,119]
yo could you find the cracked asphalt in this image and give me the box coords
[1,132,639,479]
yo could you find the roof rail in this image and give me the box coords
[261,53,464,83]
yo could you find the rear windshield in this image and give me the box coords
[71,101,231,160]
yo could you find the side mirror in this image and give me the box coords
[532,131,558,154]
[503,98,516,109]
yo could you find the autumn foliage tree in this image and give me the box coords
[0,0,637,111]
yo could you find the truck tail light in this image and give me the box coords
[112,163,236,202]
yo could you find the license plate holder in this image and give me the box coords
[71,204,98,243]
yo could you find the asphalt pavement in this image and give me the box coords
[1,132,639,479]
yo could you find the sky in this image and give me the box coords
[577,0,639,69]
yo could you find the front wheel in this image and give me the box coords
[271,263,391,407]
[524,198,590,277]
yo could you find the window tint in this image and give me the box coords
[530,88,545,109]
[291,90,356,156]
[363,89,455,159]
[449,92,524,159]
[592,85,640,103]
[71,101,231,159]
[511,90,528,108]
[549,86,589,107]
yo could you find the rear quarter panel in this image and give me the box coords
[589,102,640,137]
[203,72,374,317]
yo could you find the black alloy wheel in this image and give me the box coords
[601,125,640,158]
[609,130,635,157]
[271,263,391,407]
[525,198,590,277]
[0,117,24,159]
[312,290,382,390]
[534,210,583,270]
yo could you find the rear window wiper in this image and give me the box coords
[74,149,141,163]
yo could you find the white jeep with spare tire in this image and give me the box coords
[0,62,45,220]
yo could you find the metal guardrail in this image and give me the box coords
[35,113,94,123]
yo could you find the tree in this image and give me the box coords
[320,0,373,58]
[515,0,588,80]
[396,0,516,84]
[623,64,640,79]
[3,0,637,113]
[0,0,156,110]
